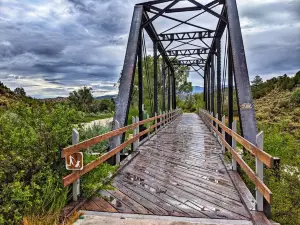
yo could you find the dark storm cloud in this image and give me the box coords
[0,0,299,96]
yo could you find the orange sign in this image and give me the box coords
[66,152,83,170]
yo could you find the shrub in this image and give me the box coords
[290,89,300,104]
[0,103,81,224]
[78,124,117,198]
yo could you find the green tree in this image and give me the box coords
[251,75,263,87]
[69,86,93,112]
[14,87,26,96]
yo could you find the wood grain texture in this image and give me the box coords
[81,113,257,222]
[200,112,273,204]
[63,111,181,186]
[62,110,180,158]
[200,110,275,168]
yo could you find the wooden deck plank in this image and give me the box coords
[118,167,250,220]
[113,180,190,217]
[91,196,118,212]
[124,159,241,202]
[99,190,136,214]
[113,176,209,218]
[106,189,153,215]
[81,113,262,223]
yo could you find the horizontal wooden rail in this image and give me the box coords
[62,111,174,158]
[199,113,272,204]
[200,110,276,168]
[63,109,182,187]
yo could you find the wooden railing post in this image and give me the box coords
[215,113,219,139]
[232,120,237,171]
[114,120,121,165]
[256,131,264,212]
[222,115,226,153]
[155,112,157,134]
[146,113,150,140]
[163,111,166,127]
[72,129,80,201]
[132,116,137,151]
[136,116,139,147]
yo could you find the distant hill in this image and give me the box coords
[192,86,204,93]
[95,94,117,100]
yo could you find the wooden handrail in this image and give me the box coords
[62,109,182,187]
[200,110,276,168]
[199,112,272,203]
[62,111,175,158]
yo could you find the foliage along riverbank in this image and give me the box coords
[0,83,116,224]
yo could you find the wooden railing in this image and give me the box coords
[199,109,280,212]
[62,108,182,189]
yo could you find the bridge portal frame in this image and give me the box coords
[113,0,260,212]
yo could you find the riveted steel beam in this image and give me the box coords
[166,48,211,56]
[226,0,258,145]
[159,31,216,41]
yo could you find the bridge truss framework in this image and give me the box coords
[113,0,260,205]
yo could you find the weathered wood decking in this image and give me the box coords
[81,113,254,222]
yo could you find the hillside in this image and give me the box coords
[255,88,300,139]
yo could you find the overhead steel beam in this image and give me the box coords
[143,0,221,13]
[174,59,206,65]
[226,0,258,145]
[205,6,227,67]
[137,0,176,6]
[159,31,216,41]
[147,9,213,31]
[142,0,180,28]
[167,48,211,56]
[142,11,174,73]
[188,0,226,22]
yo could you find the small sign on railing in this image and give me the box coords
[66,152,83,170]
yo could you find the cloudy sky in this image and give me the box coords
[0,0,299,98]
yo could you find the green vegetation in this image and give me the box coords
[251,73,300,224]
[129,56,192,117]
[0,83,116,224]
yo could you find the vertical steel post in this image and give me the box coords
[72,129,80,202]
[216,37,222,121]
[153,41,158,115]
[138,29,144,133]
[204,68,207,105]
[162,58,166,112]
[167,67,171,111]
[172,70,176,109]
[112,5,143,135]
[207,65,211,111]
[228,38,234,145]
[211,54,215,118]
[226,0,258,144]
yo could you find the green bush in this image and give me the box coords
[0,103,81,224]
[78,124,117,198]
[290,89,300,104]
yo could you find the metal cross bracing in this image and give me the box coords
[113,0,260,213]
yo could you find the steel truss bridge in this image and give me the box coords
[61,1,280,224]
